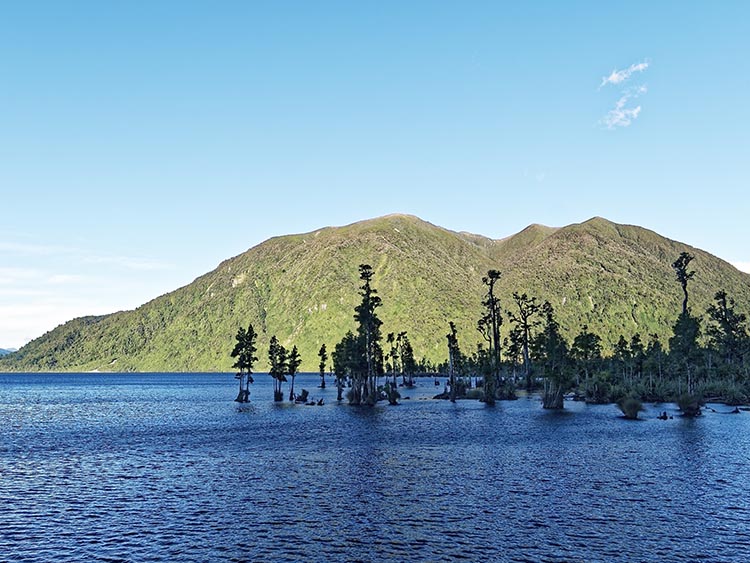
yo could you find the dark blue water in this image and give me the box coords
[1,373,749,562]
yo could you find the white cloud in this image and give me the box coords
[598,60,649,129]
[82,254,172,271]
[600,60,649,88]
[47,274,85,285]
[601,86,648,129]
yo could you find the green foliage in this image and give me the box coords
[268,335,288,402]
[287,345,302,401]
[318,343,327,388]
[532,302,572,409]
[4,215,750,374]
[230,324,258,402]
[478,270,502,404]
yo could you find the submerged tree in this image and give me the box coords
[350,264,384,405]
[399,332,417,387]
[287,345,302,401]
[446,321,461,402]
[231,324,258,403]
[507,292,541,392]
[477,269,502,405]
[386,332,399,389]
[332,331,359,401]
[268,335,288,402]
[669,253,702,402]
[532,302,571,409]
[318,344,328,389]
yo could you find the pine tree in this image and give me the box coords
[230,324,258,403]
[318,344,328,389]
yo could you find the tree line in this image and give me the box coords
[231,253,750,416]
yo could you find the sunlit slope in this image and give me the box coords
[4,215,749,372]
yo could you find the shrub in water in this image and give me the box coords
[617,396,643,420]
[677,393,702,417]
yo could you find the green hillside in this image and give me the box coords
[3,214,750,372]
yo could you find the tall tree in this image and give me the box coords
[532,301,571,409]
[318,344,328,389]
[386,332,399,388]
[672,252,695,315]
[670,253,701,400]
[446,321,461,402]
[507,292,541,391]
[287,345,302,401]
[570,324,602,387]
[644,333,664,394]
[332,331,359,401]
[268,335,288,402]
[351,264,384,405]
[706,290,749,370]
[629,333,645,384]
[399,332,416,387]
[477,269,502,405]
[230,324,258,403]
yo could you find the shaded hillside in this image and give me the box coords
[3,214,750,372]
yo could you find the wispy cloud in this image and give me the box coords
[0,237,172,272]
[599,60,649,129]
[600,60,649,88]
[601,86,648,129]
[81,255,172,271]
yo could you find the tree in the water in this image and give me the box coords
[477,269,502,405]
[532,301,571,409]
[399,332,416,387]
[386,332,399,388]
[318,344,328,389]
[446,321,461,402]
[332,331,359,401]
[669,252,702,403]
[669,312,702,397]
[230,324,258,403]
[351,264,384,405]
[287,345,302,401]
[268,335,288,402]
[507,292,541,392]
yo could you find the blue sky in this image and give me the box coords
[1,1,749,348]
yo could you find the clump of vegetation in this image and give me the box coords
[231,324,258,403]
[617,396,644,420]
[677,394,703,417]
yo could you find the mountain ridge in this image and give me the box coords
[2,214,749,372]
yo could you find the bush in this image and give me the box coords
[677,393,703,417]
[617,396,643,420]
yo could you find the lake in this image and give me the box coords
[1,372,749,562]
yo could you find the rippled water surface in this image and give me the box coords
[2,373,750,562]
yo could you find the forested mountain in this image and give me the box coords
[3,214,749,372]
